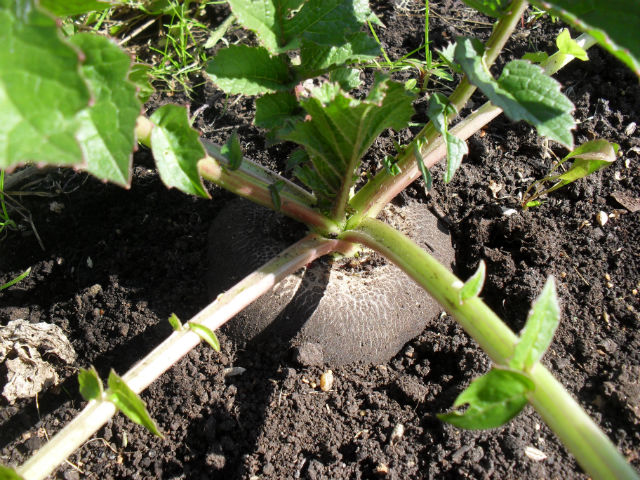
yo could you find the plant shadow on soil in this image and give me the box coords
[1,0,640,478]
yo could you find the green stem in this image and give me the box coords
[17,234,351,480]
[340,218,638,480]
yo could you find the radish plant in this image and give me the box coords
[1,0,639,479]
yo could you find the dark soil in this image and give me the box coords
[1,1,639,479]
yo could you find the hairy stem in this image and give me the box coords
[340,218,639,480]
[17,234,351,480]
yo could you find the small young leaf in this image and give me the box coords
[150,105,210,198]
[0,0,90,169]
[78,366,104,401]
[0,268,31,292]
[552,139,618,185]
[426,93,468,183]
[107,370,163,437]
[522,52,549,64]
[221,131,243,170]
[129,64,155,104]
[413,142,432,192]
[168,313,182,331]
[455,38,575,148]
[459,260,486,303]
[556,29,588,61]
[530,0,640,77]
[461,0,512,17]
[510,276,560,371]
[269,180,285,211]
[438,368,534,429]
[206,45,292,95]
[70,33,140,187]
[188,323,221,352]
[0,465,23,480]
[382,155,401,176]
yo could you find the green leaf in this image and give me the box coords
[413,142,432,192]
[150,105,210,198]
[556,29,588,61]
[282,75,414,213]
[78,366,104,401]
[461,0,512,17]
[459,260,486,303]
[168,313,182,331]
[299,32,380,75]
[438,368,534,429]
[228,0,304,52]
[107,370,163,437]
[0,0,90,169]
[39,0,113,16]
[510,277,560,371]
[0,267,30,292]
[206,45,292,95]
[329,67,362,90]
[255,92,301,130]
[522,51,549,64]
[221,130,243,170]
[530,0,640,77]
[188,323,221,351]
[70,34,140,187]
[0,465,23,480]
[129,64,155,104]
[426,93,468,183]
[455,38,575,148]
[551,139,617,186]
[285,0,377,46]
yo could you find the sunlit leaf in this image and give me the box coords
[0,465,23,480]
[438,368,534,429]
[78,366,103,401]
[510,276,560,371]
[168,313,182,331]
[221,130,243,170]
[188,323,221,352]
[107,370,163,437]
[552,139,618,185]
[459,260,486,303]
[150,105,210,198]
[556,29,588,61]
[455,37,575,148]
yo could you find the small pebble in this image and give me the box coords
[320,370,334,391]
[524,446,547,461]
[596,211,608,226]
[390,423,404,444]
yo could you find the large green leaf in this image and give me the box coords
[0,0,90,169]
[39,0,113,16]
[70,34,140,187]
[227,0,303,52]
[299,32,380,76]
[455,38,575,148]
[206,45,292,95]
[510,277,560,371]
[438,368,534,429]
[150,105,210,198]
[531,0,640,77]
[282,75,414,216]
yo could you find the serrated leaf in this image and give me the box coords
[285,0,377,46]
[531,0,640,77]
[461,0,512,17]
[299,32,379,76]
[438,368,534,429]
[150,105,210,198]
[426,93,468,183]
[39,0,113,16]
[107,370,163,437]
[0,465,23,480]
[282,75,414,214]
[168,313,182,331]
[556,29,588,61]
[329,67,362,90]
[221,130,243,170]
[0,0,90,169]
[459,260,486,303]
[129,64,154,103]
[206,45,292,95]
[255,92,301,130]
[510,277,560,371]
[188,322,221,351]
[70,34,139,187]
[455,38,575,148]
